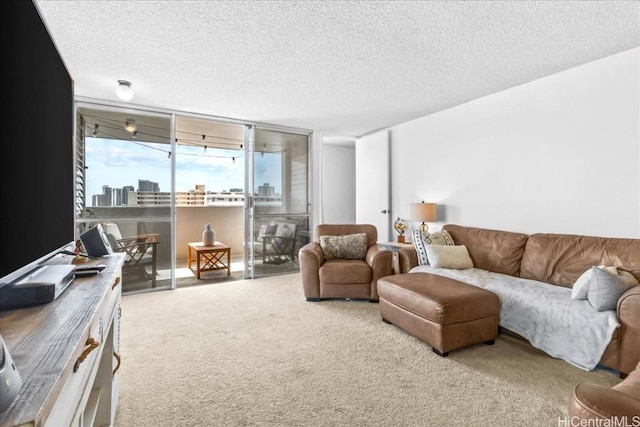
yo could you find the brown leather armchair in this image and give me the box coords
[568,361,640,420]
[298,224,393,302]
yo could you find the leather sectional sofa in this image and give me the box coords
[568,361,640,420]
[396,224,640,378]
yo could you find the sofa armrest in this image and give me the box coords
[617,285,640,377]
[299,242,325,299]
[568,383,640,419]
[366,244,393,300]
[397,247,418,274]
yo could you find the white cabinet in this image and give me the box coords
[0,253,125,427]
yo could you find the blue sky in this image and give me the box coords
[86,138,282,199]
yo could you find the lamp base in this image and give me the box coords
[420,222,430,234]
[397,235,405,243]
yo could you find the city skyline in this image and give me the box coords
[86,138,282,198]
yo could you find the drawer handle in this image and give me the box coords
[112,276,121,290]
[74,337,100,373]
[113,351,121,376]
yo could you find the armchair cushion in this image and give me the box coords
[319,233,367,260]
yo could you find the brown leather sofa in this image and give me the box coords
[299,224,393,302]
[568,361,640,420]
[397,224,640,378]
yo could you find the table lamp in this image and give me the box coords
[410,201,437,233]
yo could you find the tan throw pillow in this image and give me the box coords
[587,266,634,312]
[617,269,640,288]
[424,244,474,270]
[319,233,368,261]
[411,229,455,266]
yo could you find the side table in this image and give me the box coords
[187,241,231,279]
[380,241,414,274]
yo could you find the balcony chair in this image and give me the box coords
[253,220,298,264]
[102,222,159,287]
[298,224,393,302]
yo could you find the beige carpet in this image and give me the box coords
[115,273,620,427]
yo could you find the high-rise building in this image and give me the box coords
[138,179,159,192]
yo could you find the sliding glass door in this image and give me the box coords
[76,103,311,290]
[246,127,311,279]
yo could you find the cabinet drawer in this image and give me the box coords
[46,319,104,427]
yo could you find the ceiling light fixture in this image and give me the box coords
[116,80,134,101]
[124,119,137,133]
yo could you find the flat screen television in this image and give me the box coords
[0,1,74,282]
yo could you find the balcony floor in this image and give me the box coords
[121,254,300,294]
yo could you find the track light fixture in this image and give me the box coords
[116,80,134,101]
[92,124,99,137]
[124,119,137,133]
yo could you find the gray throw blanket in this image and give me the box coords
[410,266,619,371]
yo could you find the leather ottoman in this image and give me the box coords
[377,272,501,356]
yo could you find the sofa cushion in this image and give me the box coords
[319,259,371,284]
[588,266,635,312]
[442,224,528,277]
[571,265,618,300]
[520,233,640,288]
[425,245,474,269]
[319,233,367,260]
[411,229,455,265]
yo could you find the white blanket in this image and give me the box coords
[410,265,619,371]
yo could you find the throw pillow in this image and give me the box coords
[587,266,633,312]
[272,222,296,251]
[411,229,455,266]
[258,224,277,238]
[571,265,618,300]
[424,244,474,270]
[617,269,640,288]
[319,233,368,261]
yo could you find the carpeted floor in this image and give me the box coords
[115,273,620,427]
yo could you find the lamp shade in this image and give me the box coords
[410,202,437,222]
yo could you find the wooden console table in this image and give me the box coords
[187,241,231,279]
[0,252,125,427]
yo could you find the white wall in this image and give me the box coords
[321,143,356,224]
[390,47,640,238]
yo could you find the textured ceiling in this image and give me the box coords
[34,1,639,138]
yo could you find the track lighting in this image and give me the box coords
[124,119,137,133]
[92,124,99,137]
[132,130,138,139]
[116,80,134,101]
[232,157,236,164]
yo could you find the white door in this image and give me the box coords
[355,130,390,242]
